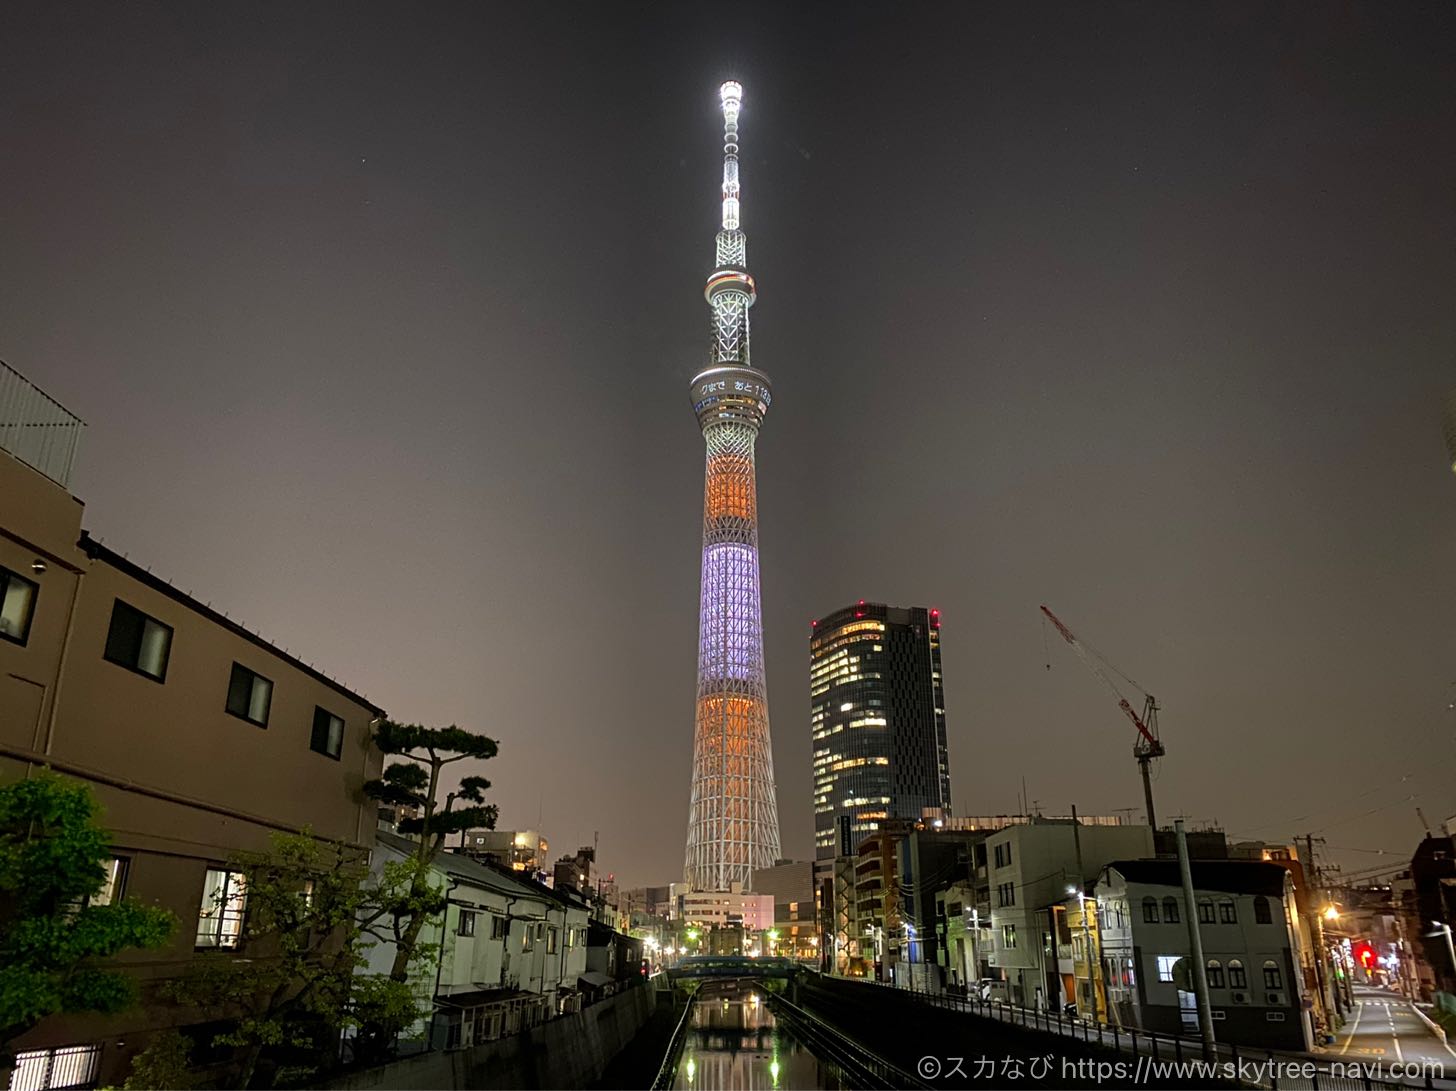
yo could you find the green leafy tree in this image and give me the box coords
[0,774,175,1084]
[121,1029,194,1090]
[361,721,498,987]
[165,831,429,1089]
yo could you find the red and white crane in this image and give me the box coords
[1040,604,1166,830]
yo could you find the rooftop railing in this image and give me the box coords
[0,360,84,489]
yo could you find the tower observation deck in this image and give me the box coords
[684,81,782,892]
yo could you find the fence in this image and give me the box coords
[840,976,1454,1091]
[0,359,84,488]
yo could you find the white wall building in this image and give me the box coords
[679,889,775,930]
[1096,859,1311,1051]
[365,831,591,1050]
[985,819,1154,1007]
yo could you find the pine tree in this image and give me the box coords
[360,721,498,996]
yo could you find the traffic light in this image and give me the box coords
[1353,941,1376,970]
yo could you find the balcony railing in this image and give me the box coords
[0,360,84,489]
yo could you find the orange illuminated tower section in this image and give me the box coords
[683,82,781,891]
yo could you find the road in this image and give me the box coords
[1336,984,1455,1070]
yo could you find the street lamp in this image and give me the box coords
[1431,921,1456,983]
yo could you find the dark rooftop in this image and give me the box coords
[1106,859,1290,897]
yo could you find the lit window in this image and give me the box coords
[0,565,39,645]
[1156,955,1179,983]
[11,1044,101,1091]
[1228,959,1247,989]
[458,910,477,937]
[1262,960,1282,990]
[88,856,129,907]
[103,599,172,681]
[310,707,345,759]
[196,867,247,949]
[226,663,273,727]
[1002,924,1017,949]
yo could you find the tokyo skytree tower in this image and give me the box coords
[683,81,781,891]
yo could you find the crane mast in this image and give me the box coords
[1040,604,1166,830]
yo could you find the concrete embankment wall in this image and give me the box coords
[324,986,656,1091]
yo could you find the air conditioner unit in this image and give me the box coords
[1266,992,1281,1005]
[1232,992,1247,1004]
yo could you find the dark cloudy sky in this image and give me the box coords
[3,3,1454,889]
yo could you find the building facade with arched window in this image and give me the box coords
[1094,859,1310,1051]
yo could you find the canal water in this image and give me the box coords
[672,983,849,1091]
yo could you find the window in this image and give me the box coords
[1001,924,1017,949]
[1162,897,1180,924]
[0,565,39,645]
[993,842,1013,868]
[1142,897,1159,923]
[311,707,345,759]
[1254,896,1272,924]
[1218,899,1237,924]
[523,925,535,952]
[491,915,507,940]
[997,882,1016,907]
[1206,960,1224,988]
[1262,960,1282,990]
[225,663,272,726]
[1197,898,1215,924]
[1228,959,1247,989]
[1156,955,1179,983]
[86,856,129,908]
[196,867,247,949]
[547,927,558,954]
[457,910,477,937]
[11,1044,101,1091]
[103,599,172,681]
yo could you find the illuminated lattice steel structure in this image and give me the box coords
[684,81,781,891]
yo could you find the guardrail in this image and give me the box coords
[649,993,698,1091]
[835,976,1454,1091]
[0,360,84,489]
[765,991,934,1090]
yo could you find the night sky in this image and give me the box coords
[3,3,1454,890]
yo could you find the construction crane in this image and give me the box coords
[1040,604,1166,830]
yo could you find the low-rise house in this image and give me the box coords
[365,831,591,1051]
[1,361,385,1088]
[1096,859,1311,1050]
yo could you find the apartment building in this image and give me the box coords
[1096,859,1311,1050]
[985,818,1153,1007]
[1,361,384,1088]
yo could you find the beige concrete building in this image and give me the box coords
[1,361,384,1089]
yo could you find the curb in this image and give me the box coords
[1411,1002,1449,1048]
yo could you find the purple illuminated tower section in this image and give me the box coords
[683,81,781,891]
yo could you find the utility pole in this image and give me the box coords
[1305,834,1341,1026]
[1177,820,1217,1059]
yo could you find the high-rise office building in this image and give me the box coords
[810,602,952,859]
[683,82,781,891]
